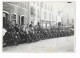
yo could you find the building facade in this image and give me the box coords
[3,2,54,29]
[28,2,41,26]
[3,2,75,29]
[3,2,29,29]
[40,2,53,28]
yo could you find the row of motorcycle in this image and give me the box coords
[3,26,74,47]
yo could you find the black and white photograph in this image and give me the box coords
[2,1,75,53]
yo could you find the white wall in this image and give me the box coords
[51,1,75,26]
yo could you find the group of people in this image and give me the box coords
[3,21,74,47]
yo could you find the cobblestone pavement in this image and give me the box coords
[3,36,75,53]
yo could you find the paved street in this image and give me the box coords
[3,36,75,53]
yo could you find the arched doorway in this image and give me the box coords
[3,11,9,29]
[11,13,17,25]
[20,15,24,26]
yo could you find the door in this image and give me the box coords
[58,22,61,26]
[21,16,24,26]
[3,12,9,29]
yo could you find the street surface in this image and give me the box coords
[3,36,75,53]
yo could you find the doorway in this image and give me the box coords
[3,11,9,29]
[20,16,24,26]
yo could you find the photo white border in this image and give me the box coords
[0,0,80,58]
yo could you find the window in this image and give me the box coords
[25,2,27,8]
[44,12,47,19]
[72,19,74,23]
[19,2,21,6]
[19,2,24,8]
[49,13,51,20]
[33,2,35,4]
[46,5,47,9]
[31,6,35,17]
[41,2,43,8]
[37,10,40,18]
[51,7,52,11]
[51,7,53,11]
[37,2,39,6]
[48,6,50,10]
[45,4,47,9]
[22,2,24,8]
[25,3,28,8]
